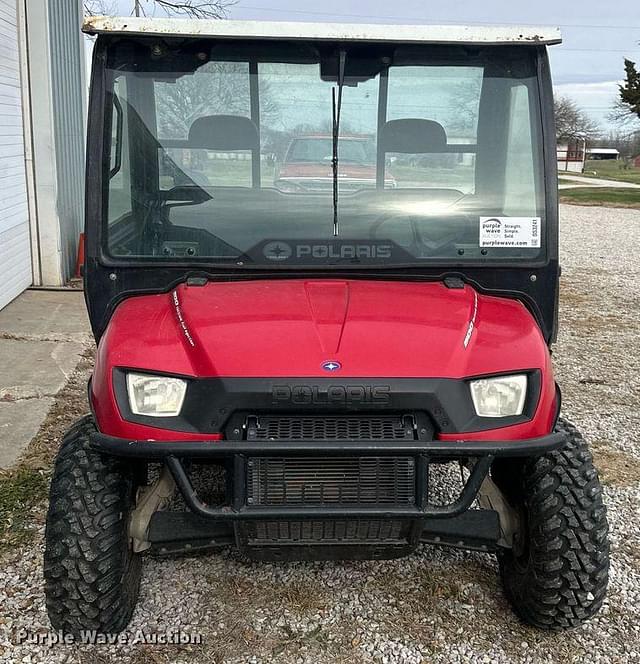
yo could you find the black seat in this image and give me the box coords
[380,118,448,154]
[188,114,259,151]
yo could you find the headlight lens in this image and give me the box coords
[470,374,527,418]
[126,373,187,417]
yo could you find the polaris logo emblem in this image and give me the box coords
[272,385,391,406]
[322,360,341,372]
[263,241,293,261]
[262,241,392,261]
[297,244,392,260]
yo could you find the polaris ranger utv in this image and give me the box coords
[44,17,609,634]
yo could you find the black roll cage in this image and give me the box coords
[84,36,560,344]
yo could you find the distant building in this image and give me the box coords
[0,0,86,311]
[633,155,640,169]
[587,148,620,161]
[557,140,586,173]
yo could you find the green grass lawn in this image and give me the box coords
[0,468,48,552]
[571,160,640,185]
[559,187,640,208]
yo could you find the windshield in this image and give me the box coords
[104,41,545,267]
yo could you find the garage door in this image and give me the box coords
[0,0,31,310]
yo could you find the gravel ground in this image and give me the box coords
[1,204,639,664]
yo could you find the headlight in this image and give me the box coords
[126,373,187,417]
[470,374,527,418]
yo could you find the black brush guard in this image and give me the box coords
[91,432,566,558]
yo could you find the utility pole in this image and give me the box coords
[134,0,141,16]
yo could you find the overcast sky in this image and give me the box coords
[106,0,640,131]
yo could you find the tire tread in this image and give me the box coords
[44,416,141,635]
[500,417,609,630]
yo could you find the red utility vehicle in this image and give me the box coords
[43,17,609,635]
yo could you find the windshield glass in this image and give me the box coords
[104,41,545,267]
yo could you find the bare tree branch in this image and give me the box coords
[554,96,600,141]
[84,0,234,18]
[84,0,118,15]
[152,0,233,18]
[608,98,640,129]
[156,61,278,139]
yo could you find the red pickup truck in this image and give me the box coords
[275,134,394,192]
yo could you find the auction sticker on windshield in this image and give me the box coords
[479,217,541,248]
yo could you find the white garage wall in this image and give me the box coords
[0,0,31,310]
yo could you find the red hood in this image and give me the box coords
[98,280,550,379]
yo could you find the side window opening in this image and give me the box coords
[504,83,539,216]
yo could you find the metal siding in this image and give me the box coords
[48,0,85,282]
[0,0,31,309]
[0,223,31,309]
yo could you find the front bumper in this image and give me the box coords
[90,432,566,521]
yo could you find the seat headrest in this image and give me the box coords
[380,119,447,153]
[188,115,259,151]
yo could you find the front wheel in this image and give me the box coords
[44,416,142,635]
[497,418,609,630]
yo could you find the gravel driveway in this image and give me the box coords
[1,204,639,664]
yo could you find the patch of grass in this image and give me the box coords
[580,160,640,185]
[616,541,640,572]
[559,284,591,307]
[0,468,48,551]
[272,624,329,658]
[566,311,624,334]
[559,187,640,208]
[369,566,466,613]
[591,442,640,487]
[280,577,330,614]
[198,568,344,662]
[0,348,94,556]
[362,561,495,650]
[18,349,95,472]
[207,569,329,616]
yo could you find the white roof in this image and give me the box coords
[82,17,562,46]
[587,148,620,154]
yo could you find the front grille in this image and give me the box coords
[247,519,411,544]
[246,415,415,441]
[246,456,416,506]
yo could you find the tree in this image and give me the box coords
[608,98,640,129]
[83,0,117,13]
[554,96,600,142]
[84,3,280,146]
[608,58,640,140]
[156,62,276,138]
[84,0,233,19]
[591,129,640,159]
[618,58,640,120]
